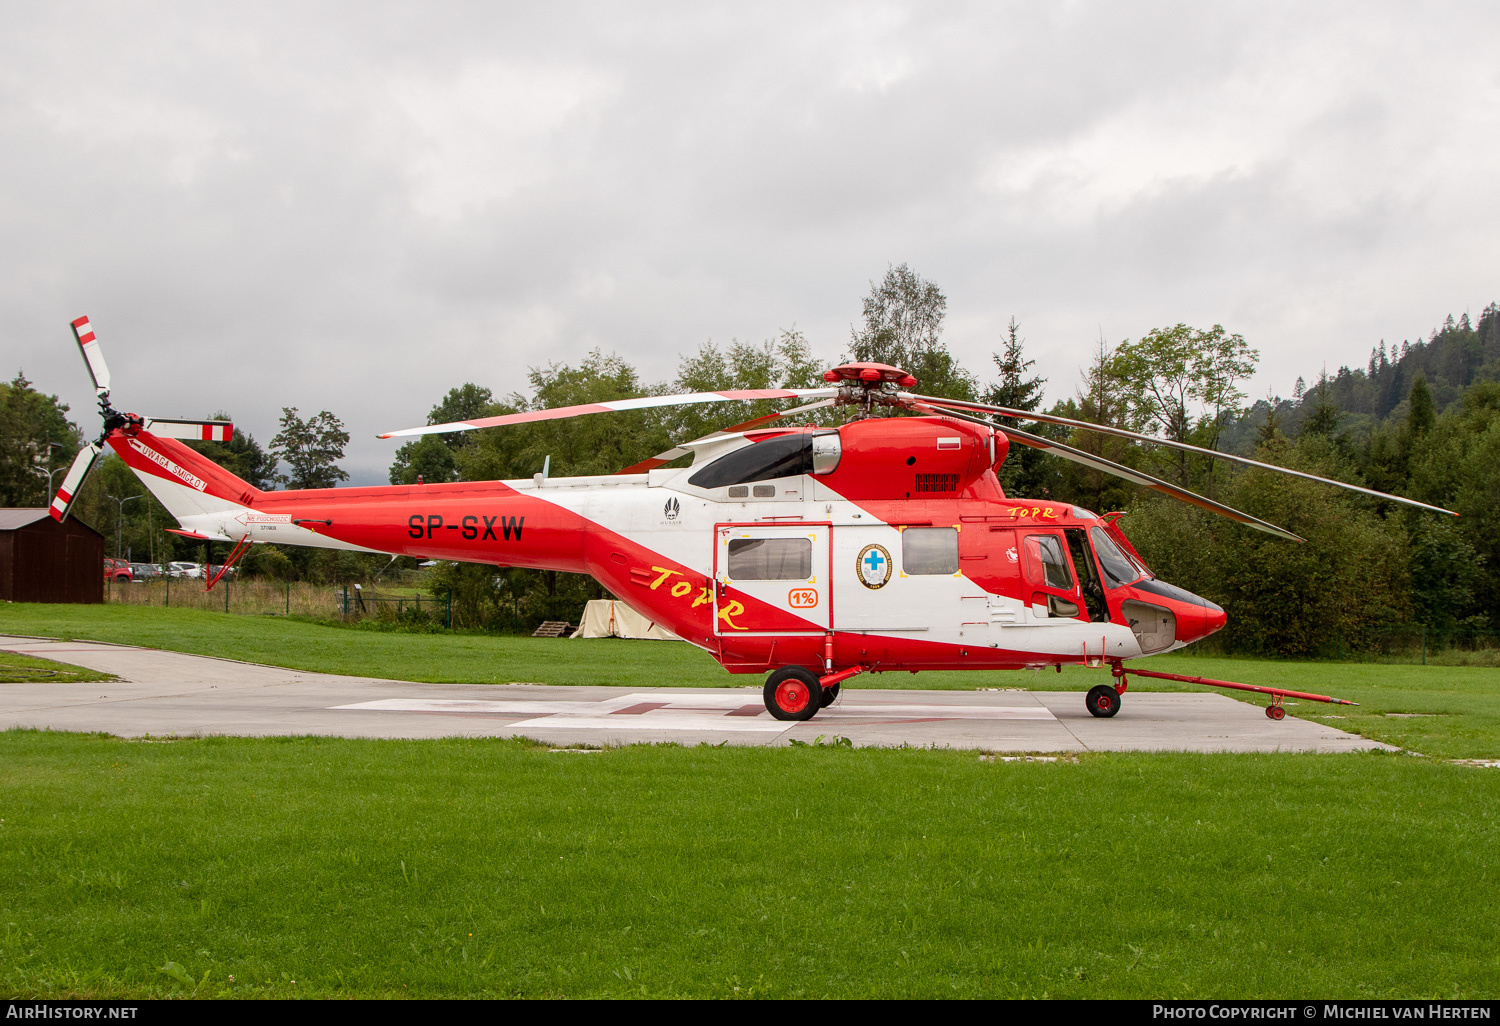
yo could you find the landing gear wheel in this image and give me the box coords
[819,683,840,708]
[764,667,824,722]
[1266,704,1286,721]
[1086,684,1121,718]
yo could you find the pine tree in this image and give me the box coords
[1302,370,1341,437]
[1406,373,1435,438]
[985,317,1045,413]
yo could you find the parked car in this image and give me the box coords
[130,563,164,582]
[103,558,132,583]
[167,561,204,579]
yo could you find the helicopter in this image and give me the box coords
[51,316,1457,723]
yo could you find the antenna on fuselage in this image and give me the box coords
[534,454,551,488]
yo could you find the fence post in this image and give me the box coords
[165,577,169,607]
[446,590,452,629]
[1422,624,1426,665]
[343,584,348,617]
[225,579,230,614]
[286,580,290,615]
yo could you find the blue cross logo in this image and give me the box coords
[863,550,885,574]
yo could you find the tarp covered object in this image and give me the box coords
[570,599,681,641]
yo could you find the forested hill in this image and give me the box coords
[1223,302,1500,452]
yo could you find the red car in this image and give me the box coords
[103,558,132,583]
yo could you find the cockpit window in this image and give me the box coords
[1022,534,1073,590]
[1089,527,1142,587]
[688,434,812,489]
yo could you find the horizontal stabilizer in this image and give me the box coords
[145,418,234,442]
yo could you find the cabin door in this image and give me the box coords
[712,523,831,635]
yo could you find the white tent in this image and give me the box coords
[571,599,681,641]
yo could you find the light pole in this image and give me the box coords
[39,442,67,502]
[105,493,140,560]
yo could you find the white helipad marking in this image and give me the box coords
[333,693,1057,732]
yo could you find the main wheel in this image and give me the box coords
[1266,704,1286,721]
[1086,684,1121,718]
[819,683,841,708]
[764,667,824,722]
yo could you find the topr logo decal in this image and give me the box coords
[856,543,892,590]
[128,438,206,492]
[663,497,680,521]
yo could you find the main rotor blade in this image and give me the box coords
[907,393,1458,518]
[615,398,836,474]
[69,316,111,395]
[378,388,838,440]
[908,401,1305,542]
[144,418,234,442]
[49,443,101,522]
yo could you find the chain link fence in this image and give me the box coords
[106,577,451,627]
[1330,624,1500,666]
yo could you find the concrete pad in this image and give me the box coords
[0,635,1392,753]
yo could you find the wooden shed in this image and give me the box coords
[0,509,105,604]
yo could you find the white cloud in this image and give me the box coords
[1,1,1497,482]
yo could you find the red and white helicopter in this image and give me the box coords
[52,316,1457,722]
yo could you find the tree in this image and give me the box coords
[1301,370,1341,438]
[457,350,664,482]
[1112,323,1258,486]
[848,264,976,399]
[0,372,79,507]
[659,329,823,447]
[388,384,495,484]
[1052,336,1136,513]
[984,319,1055,498]
[270,408,350,489]
[985,317,1045,412]
[1406,373,1435,439]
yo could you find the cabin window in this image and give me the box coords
[689,434,812,489]
[1089,527,1141,587]
[902,527,959,575]
[1022,534,1073,591]
[727,538,812,580]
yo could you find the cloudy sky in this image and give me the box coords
[3,2,1496,483]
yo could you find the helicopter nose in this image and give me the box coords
[1175,596,1227,644]
[1125,580,1226,645]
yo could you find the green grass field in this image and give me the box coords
[4,603,1499,758]
[0,651,114,684]
[1,730,1496,999]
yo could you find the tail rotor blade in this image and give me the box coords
[49,443,101,522]
[144,418,234,442]
[69,316,112,395]
[378,388,838,440]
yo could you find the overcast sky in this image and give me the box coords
[3,2,1496,483]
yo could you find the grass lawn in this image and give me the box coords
[0,652,114,684]
[1,730,1496,999]
[5,603,1500,758]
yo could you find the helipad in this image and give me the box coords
[0,636,1389,753]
